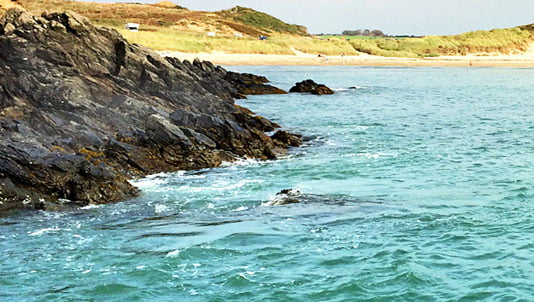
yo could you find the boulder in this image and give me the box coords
[0,8,301,213]
[289,79,334,95]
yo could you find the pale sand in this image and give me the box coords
[159,42,534,67]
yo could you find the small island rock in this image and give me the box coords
[289,79,334,95]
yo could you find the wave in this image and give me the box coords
[219,157,263,168]
[332,86,367,91]
[28,227,72,236]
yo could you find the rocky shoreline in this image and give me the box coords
[0,8,301,213]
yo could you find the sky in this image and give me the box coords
[87,0,534,35]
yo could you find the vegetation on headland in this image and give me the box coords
[219,6,308,36]
[8,0,534,57]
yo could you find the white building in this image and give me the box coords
[125,23,140,32]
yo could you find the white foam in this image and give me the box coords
[220,157,261,168]
[174,179,264,193]
[81,204,102,210]
[165,250,181,258]
[154,204,170,213]
[232,206,248,212]
[130,177,168,189]
[28,227,71,236]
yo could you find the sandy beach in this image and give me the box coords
[159,43,534,67]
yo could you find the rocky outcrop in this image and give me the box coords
[0,8,300,212]
[289,79,334,95]
[170,58,288,100]
[224,71,287,97]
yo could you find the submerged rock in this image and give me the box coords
[265,189,303,206]
[0,8,300,212]
[289,79,334,95]
[264,189,372,207]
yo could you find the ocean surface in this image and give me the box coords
[1,66,533,301]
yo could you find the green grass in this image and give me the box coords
[118,26,359,55]
[116,24,532,57]
[348,27,533,57]
[286,36,358,55]
[219,6,308,36]
[117,27,293,54]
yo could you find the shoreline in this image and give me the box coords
[158,50,534,68]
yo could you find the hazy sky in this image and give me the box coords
[87,0,534,35]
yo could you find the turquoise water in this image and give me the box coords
[1,66,533,301]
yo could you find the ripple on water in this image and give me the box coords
[1,66,533,301]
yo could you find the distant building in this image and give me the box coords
[207,32,216,37]
[125,23,139,32]
[234,33,244,38]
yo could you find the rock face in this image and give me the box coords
[0,8,301,212]
[289,79,334,95]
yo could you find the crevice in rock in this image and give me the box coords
[114,41,127,75]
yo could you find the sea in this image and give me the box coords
[1,66,533,301]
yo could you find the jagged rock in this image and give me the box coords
[224,72,287,96]
[0,8,301,213]
[289,79,334,95]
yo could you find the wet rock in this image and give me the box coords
[271,130,303,147]
[289,79,334,95]
[0,8,301,213]
[265,189,303,206]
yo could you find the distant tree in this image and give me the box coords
[342,29,364,36]
[371,29,385,37]
[342,29,386,36]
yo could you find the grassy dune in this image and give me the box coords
[9,0,534,57]
[118,27,356,55]
[349,28,533,57]
[118,27,293,54]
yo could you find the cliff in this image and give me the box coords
[0,8,300,212]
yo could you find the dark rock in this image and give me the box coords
[271,130,303,147]
[289,79,334,95]
[0,8,301,213]
[166,57,287,99]
[224,72,287,96]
